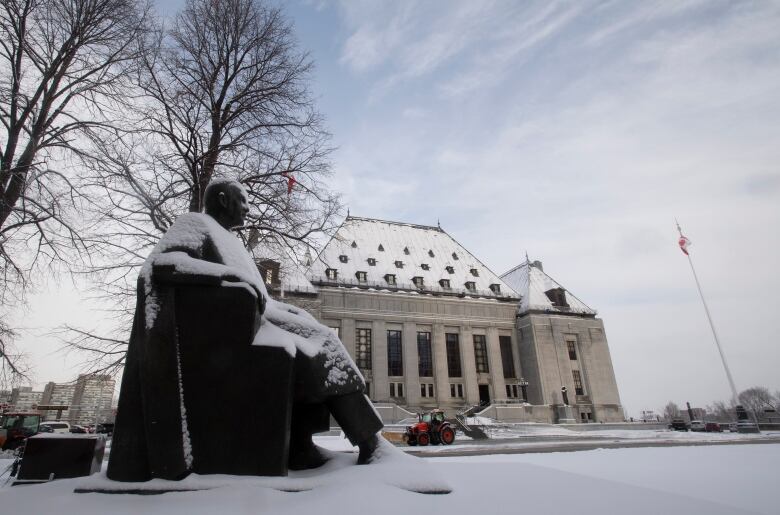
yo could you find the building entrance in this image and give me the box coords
[478,384,490,405]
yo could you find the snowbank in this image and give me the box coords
[1,444,777,514]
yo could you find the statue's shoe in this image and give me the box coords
[288,442,329,471]
[357,434,380,465]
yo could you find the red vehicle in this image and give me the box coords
[705,422,722,432]
[405,409,456,446]
[0,412,41,450]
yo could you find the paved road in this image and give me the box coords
[401,435,780,458]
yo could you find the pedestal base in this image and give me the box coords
[556,405,576,424]
[735,405,760,433]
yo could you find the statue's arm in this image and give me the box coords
[151,251,264,314]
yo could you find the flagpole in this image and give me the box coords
[682,244,739,404]
[676,221,758,432]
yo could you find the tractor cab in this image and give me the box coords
[405,409,455,447]
[419,409,446,425]
[0,412,42,450]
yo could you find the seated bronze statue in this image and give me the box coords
[107,179,383,482]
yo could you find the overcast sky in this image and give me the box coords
[14,0,780,417]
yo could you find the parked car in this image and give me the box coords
[669,419,689,431]
[705,422,722,432]
[70,425,88,433]
[690,420,706,432]
[95,423,114,436]
[728,422,738,432]
[39,421,71,434]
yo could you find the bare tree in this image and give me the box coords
[663,401,680,421]
[68,0,340,374]
[707,399,735,422]
[0,0,150,382]
[738,386,778,420]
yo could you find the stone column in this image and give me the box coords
[461,326,479,405]
[432,323,449,408]
[372,320,389,402]
[486,327,507,402]
[341,318,356,358]
[402,322,421,408]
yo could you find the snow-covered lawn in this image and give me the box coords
[1,443,777,514]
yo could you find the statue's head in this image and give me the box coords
[203,179,249,229]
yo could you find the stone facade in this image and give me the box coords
[265,216,625,424]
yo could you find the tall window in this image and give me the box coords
[499,336,516,378]
[356,328,372,371]
[418,332,433,377]
[567,340,577,360]
[473,335,489,373]
[446,333,462,377]
[572,370,584,395]
[387,330,403,376]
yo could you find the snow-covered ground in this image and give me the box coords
[1,441,777,514]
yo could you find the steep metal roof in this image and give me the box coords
[500,259,596,316]
[309,216,518,300]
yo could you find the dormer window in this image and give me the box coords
[421,263,430,271]
[367,258,376,266]
[257,259,280,287]
[470,268,479,277]
[452,252,459,260]
[439,279,451,289]
[412,276,424,288]
[394,260,404,268]
[489,284,501,294]
[378,244,385,252]
[326,268,338,280]
[545,288,569,308]
[356,271,367,282]
[445,265,454,274]
[428,249,435,257]
[464,281,476,291]
[351,241,357,248]
[403,247,410,255]
[339,255,348,263]
[385,274,397,285]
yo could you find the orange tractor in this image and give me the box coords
[404,409,456,446]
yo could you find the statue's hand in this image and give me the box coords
[257,290,266,316]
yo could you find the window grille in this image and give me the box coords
[356,328,372,371]
[387,330,403,376]
[418,332,433,377]
[473,335,489,373]
[446,333,462,377]
[573,370,584,395]
[499,335,516,378]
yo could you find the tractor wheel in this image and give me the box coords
[407,438,417,446]
[440,426,456,445]
[417,432,430,446]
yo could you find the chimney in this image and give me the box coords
[531,260,543,271]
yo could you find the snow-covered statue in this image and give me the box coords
[107,179,383,482]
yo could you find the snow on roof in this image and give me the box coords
[250,240,318,295]
[500,259,596,316]
[309,216,518,300]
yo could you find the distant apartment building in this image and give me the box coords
[9,386,43,412]
[68,374,115,426]
[39,382,77,421]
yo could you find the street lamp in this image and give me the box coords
[518,378,529,402]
